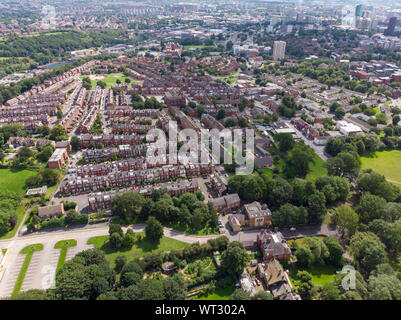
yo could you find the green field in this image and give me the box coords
[196,285,236,300]
[286,263,337,287]
[306,154,328,182]
[0,169,36,195]
[12,244,43,297]
[81,73,136,89]
[88,233,188,268]
[360,150,401,185]
[54,239,77,271]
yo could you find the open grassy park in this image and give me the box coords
[87,233,188,268]
[0,169,37,240]
[0,169,36,195]
[360,150,401,185]
[81,73,139,89]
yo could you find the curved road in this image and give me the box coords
[0,222,220,298]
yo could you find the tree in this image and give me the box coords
[368,220,401,256]
[40,168,60,186]
[36,146,53,163]
[323,237,344,266]
[335,107,345,120]
[221,242,248,276]
[56,110,63,121]
[145,216,164,243]
[115,255,127,273]
[295,270,314,299]
[332,205,359,238]
[109,232,123,249]
[55,248,115,300]
[216,109,226,120]
[356,193,387,224]
[368,274,401,300]
[70,136,81,151]
[349,232,388,275]
[287,144,315,177]
[326,152,360,178]
[307,191,326,224]
[0,214,11,236]
[163,274,188,300]
[109,224,123,237]
[49,125,67,141]
[111,192,145,222]
[97,80,107,89]
[295,246,314,268]
[229,289,251,300]
[123,229,136,248]
[274,133,294,152]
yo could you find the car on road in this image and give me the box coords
[290,227,296,231]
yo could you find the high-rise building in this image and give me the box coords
[384,17,397,36]
[272,41,286,60]
[355,4,364,17]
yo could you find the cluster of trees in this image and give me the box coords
[278,96,302,118]
[25,168,60,188]
[289,58,377,94]
[111,189,218,232]
[0,189,20,236]
[294,237,344,269]
[131,94,166,109]
[10,143,55,168]
[81,77,92,90]
[89,113,103,134]
[107,224,137,250]
[229,172,340,225]
[0,30,124,77]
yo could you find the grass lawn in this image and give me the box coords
[360,150,401,184]
[165,223,220,236]
[81,73,136,89]
[196,285,236,300]
[12,244,43,297]
[88,233,188,268]
[54,239,77,271]
[286,263,337,287]
[306,155,327,182]
[0,169,37,195]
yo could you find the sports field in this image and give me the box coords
[360,150,401,185]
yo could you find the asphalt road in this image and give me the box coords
[0,222,219,298]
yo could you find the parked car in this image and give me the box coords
[290,227,296,231]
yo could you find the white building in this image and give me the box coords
[273,41,286,61]
[336,120,362,136]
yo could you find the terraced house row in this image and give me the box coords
[69,157,215,178]
[107,107,159,119]
[81,144,148,163]
[60,163,214,195]
[80,134,147,148]
[87,180,200,211]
